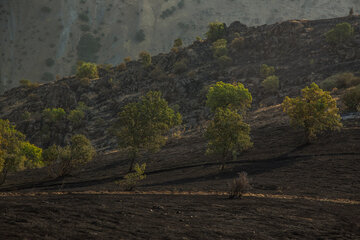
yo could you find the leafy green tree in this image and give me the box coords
[230,37,245,51]
[206,22,226,42]
[113,91,182,171]
[217,55,233,68]
[212,39,228,58]
[42,108,66,123]
[261,75,279,93]
[326,22,354,45]
[0,119,43,184]
[76,61,99,79]
[173,38,183,48]
[117,163,146,191]
[206,81,252,113]
[43,134,95,178]
[282,83,342,142]
[342,85,360,112]
[205,108,253,171]
[139,51,152,67]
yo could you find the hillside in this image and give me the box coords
[0,16,360,239]
[1,0,360,91]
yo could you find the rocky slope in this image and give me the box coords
[1,0,360,91]
[0,15,359,151]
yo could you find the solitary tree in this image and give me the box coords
[205,108,253,171]
[76,61,99,79]
[139,51,152,67]
[114,91,182,171]
[0,119,43,184]
[206,81,252,113]
[206,22,226,42]
[282,83,342,142]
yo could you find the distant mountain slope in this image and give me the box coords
[0,0,359,91]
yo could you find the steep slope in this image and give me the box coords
[0,16,359,151]
[1,0,359,91]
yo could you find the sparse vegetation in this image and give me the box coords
[42,108,66,123]
[173,59,188,74]
[0,119,43,184]
[230,37,245,51]
[217,55,232,68]
[150,65,168,81]
[206,81,252,113]
[319,72,360,91]
[113,91,182,171]
[325,22,354,45]
[206,22,226,42]
[124,57,131,63]
[282,83,342,142]
[43,134,95,178]
[261,75,279,93]
[19,79,39,89]
[260,64,275,78]
[212,39,228,58]
[139,51,152,67]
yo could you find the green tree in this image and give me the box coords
[76,61,99,79]
[43,134,95,178]
[42,108,66,123]
[260,64,275,78]
[139,51,152,67]
[282,83,342,142]
[212,39,228,58]
[230,37,245,51]
[0,119,43,184]
[325,22,354,45]
[205,108,253,171]
[117,163,146,191]
[342,85,360,112]
[206,22,226,42]
[113,91,182,171]
[173,38,183,48]
[206,81,252,113]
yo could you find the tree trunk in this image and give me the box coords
[128,156,136,173]
[0,169,8,185]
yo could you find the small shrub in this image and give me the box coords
[173,59,188,74]
[260,64,275,78]
[150,66,168,81]
[68,109,85,127]
[78,12,89,22]
[229,172,250,199]
[76,62,99,79]
[217,55,232,68]
[342,85,360,112]
[116,163,146,191]
[320,72,360,91]
[173,38,183,48]
[261,75,279,93]
[116,62,126,71]
[45,58,55,67]
[22,111,31,121]
[80,24,91,32]
[19,79,39,88]
[139,51,151,67]
[134,29,145,42]
[43,134,95,178]
[206,22,226,42]
[124,57,131,63]
[326,22,354,45]
[230,37,245,51]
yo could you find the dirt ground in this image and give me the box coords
[1,106,360,239]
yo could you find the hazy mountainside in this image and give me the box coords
[1,0,360,91]
[0,15,359,151]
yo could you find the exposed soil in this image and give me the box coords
[1,105,360,239]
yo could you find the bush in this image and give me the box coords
[68,109,85,127]
[19,79,39,88]
[124,57,131,63]
[229,172,250,199]
[282,83,342,142]
[205,108,253,171]
[42,108,66,123]
[212,39,228,58]
[150,66,168,81]
[76,33,101,62]
[76,61,99,79]
[173,59,188,74]
[261,75,279,93]
[206,22,226,42]
[43,134,95,178]
[173,38,183,48]
[325,22,354,45]
[206,81,252,113]
[116,62,126,71]
[113,91,182,171]
[134,29,145,42]
[217,55,232,68]
[320,72,360,91]
[260,64,275,78]
[80,24,91,32]
[230,37,245,51]
[45,58,55,67]
[117,163,146,191]
[78,12,89,22]
[0,119,43,184]
[342,85,360,112]
[139,51,151,67]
